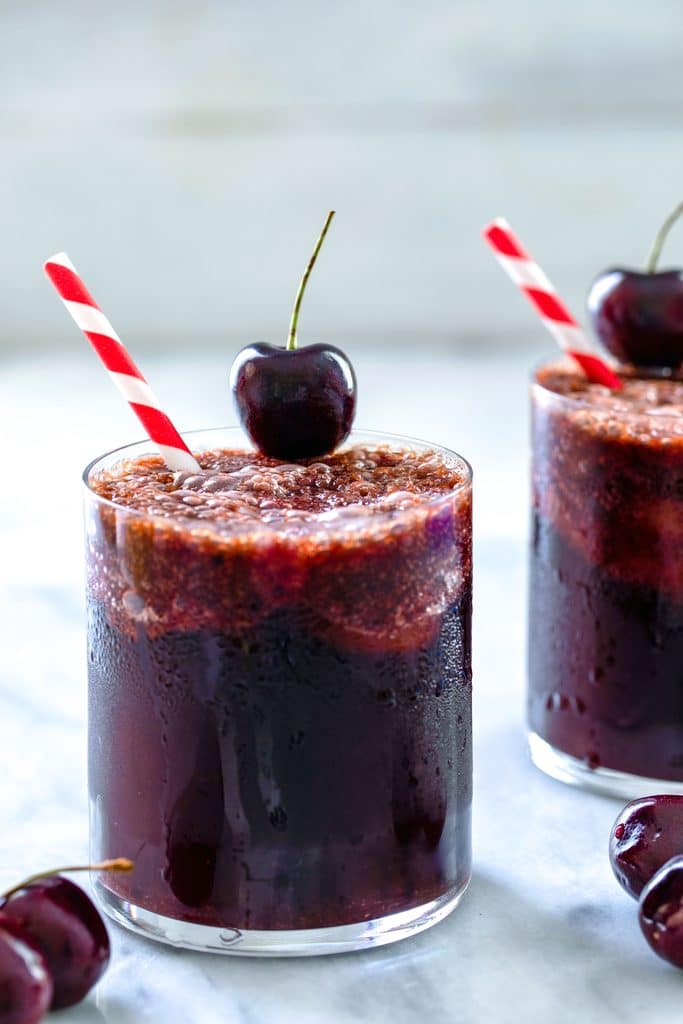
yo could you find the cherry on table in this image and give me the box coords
[1,878,108,1010]
[230,211,357,460]
[587,201,683,370]
[0,858,132,1011]
[0,918,52,1024]
[639,855,683,969]
[610,795,683,900]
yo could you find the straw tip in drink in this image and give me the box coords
[158,444,202,474]
[569,351,623,391]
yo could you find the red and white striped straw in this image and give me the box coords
[482,218,622,389]
[44,253,200,472]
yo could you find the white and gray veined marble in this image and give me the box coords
[1,346,682,1023]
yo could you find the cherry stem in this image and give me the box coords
[2,858,134,900]
[646,201,683,273]
[286,210,335,351]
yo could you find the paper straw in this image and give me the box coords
[482,218,622,389]
[44,253,200,472]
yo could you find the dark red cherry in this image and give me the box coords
[230,211,357,460]
[0,918,52,1024]
[588,201,683,370]
[610,795,683,900]
[588,269,683,369]
[231,341,356,460]
[1,878,109,1010]
[0,860,131,1011]
[639,855,683,969]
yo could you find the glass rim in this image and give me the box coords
[82,425,472,528]
[530,358,683,421]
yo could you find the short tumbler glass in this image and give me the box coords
[84,427,473,955]
[528,370,683,799]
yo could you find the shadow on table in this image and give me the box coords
[312,870,679,1024]
[93,864,682,1024]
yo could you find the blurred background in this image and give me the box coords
[1,1,682,872]
[2,0,683,355]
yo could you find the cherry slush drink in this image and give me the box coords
[86,431,472,932]
[529,361,683,782]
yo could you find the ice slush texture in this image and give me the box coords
[86,441,473,929]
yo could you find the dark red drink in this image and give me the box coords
[529,361,683,795]
[85,429,472,953]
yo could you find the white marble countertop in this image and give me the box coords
[2,345,681,1023]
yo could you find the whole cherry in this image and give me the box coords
[0,858,132,1011]
[610,795,683,900]
[587,201,683,370]
[639,855,683,969]
[0,918,52,1024]
[230,211,357,460]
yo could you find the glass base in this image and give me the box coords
[529,732,683,800]
[95,877,469,957]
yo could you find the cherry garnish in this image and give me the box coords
[231,211,357,460]
[0,919,52,1024]
[0,859,132,1011]
[587,201,683,371]
[639,855,683,969]
[610,795,683,900]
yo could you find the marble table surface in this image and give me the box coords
[2,344,681,1023]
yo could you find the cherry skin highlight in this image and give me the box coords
[639,855,683,969]
[231,341,356,460]
[610,795,683,900]
[0,878,109,1010]
[0,919,52,1024]
[588,201,683,370]
[587,269,683,370]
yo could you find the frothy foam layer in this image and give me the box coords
[538,360,683,445]
[86,443,472,649]
[90,444,468,536]
[533,360,683,599]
